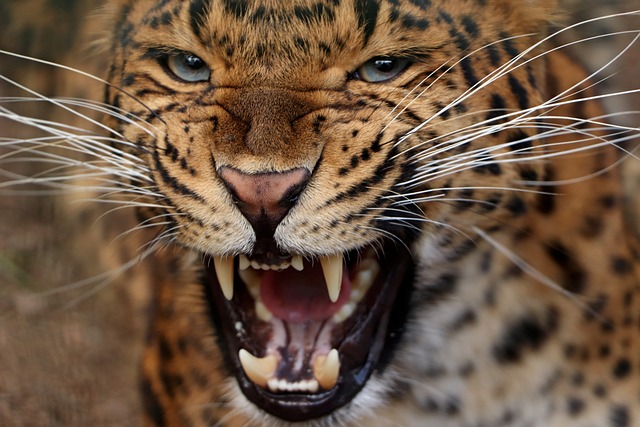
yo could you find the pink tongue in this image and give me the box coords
[260,262,351,323]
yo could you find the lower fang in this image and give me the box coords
[255,301,273,322]
[312,349,340,390]
[239,350,278,388]
[332,303,355,323]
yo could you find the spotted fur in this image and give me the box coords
[2,0,639,426]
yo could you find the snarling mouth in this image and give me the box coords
[204,244,413,422]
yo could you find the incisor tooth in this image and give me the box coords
[291,255,304,271]
[239,350,278,388]
[320,254,343,303]
[213,256,234,300]
[313,349,340,390]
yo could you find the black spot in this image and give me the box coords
[571,372,585,386]
[223,0,248,18]
[487,44,502,67]
[486,93,507,124]
[584,294,608,321]
[408,0,431,9]
[536,165,556,214]
[454,189,475,210]
[459,57,479,87]
[294,36,309,50]
[459,362,475,377]
[448,308,477,332]
[401,14,429,30]
[415,273,458,306]
[438,10,453,24]
[161,11,172,25]
[371,132,383,152]
[461,15,479,37]
[567,396,585,416]
[593,383,607,398]
[493,308,558,364]
[519,168,538,182]
[581,215,603,239]
[545,241,587,293]
[294,3,335,23]
[612,358,632,379]
[121,73,136,86]
[500,32,520,58]
[478,193,503,213]
[505,196,526,216]
[141,379,166,427]
[508,75,529,110]
[189,0,210,40]
[354,0,379,46]
[612,256,632,275]
[600,194,617,209]
[158,336,174,362]
[610,405,629,427]
[507,129,532,152]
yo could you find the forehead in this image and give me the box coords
[124,0,466,52]
[119,0,507,85]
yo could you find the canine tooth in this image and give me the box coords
[239,350,277,388]
[214,256,234,300]
[239,255,251,270]
[332,303,355,323]
[255,301,273,322]
[291,255,304,271]
[353,261,380,289]
[313,349,340,390]
[320,254,343,303]
[238,268,262,298]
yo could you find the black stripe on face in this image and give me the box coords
[189,0,210,41]
[354,0,380,46]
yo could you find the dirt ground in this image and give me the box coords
[0,1,638,426]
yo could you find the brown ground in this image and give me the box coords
[0,1,637,426]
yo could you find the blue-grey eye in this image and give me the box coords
[356,57,410,83]
[166,52,211,82]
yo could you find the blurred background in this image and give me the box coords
[0,1,638,426]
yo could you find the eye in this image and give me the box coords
[166,52,211,82]
[355,57,410,83]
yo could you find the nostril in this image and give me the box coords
[218,166,310,236]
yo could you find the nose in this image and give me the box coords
[218,167,310,255]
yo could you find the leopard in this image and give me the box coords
[1,0,639,426]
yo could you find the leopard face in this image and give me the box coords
[96,0,640,425]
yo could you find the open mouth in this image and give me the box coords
[204,243,413,422]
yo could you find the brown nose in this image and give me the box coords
[218,167,310,256]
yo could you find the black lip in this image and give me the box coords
[203,247,414,422]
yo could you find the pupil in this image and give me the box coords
[374,58,395,73]
[185,54,203,69]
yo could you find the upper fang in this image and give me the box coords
[213,256,235,300]
[320,254,343,303]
